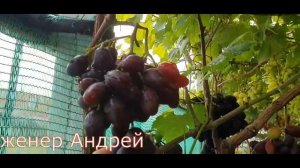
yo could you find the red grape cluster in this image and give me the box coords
[66,47,189,154]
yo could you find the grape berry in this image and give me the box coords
[67,55,89,77]
[250,125,300,154]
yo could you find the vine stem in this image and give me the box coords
[205,21,221,50]
[189,118,209,154]
[114,21,149,57]
[284,106,288,128]
[90,14,115,48]
[146,53,158,67]
[184,87,199,127]
[86,35,131,55]
[197,14,220,153]
[93,14,104,37]
[129,23,138,54]
[87,20,152,64]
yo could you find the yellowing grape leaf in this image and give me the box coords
[133,42,144,56]
[136,29,145,41]
[148,30,156,49]
[116,14,135,21]
[153,43,167,60]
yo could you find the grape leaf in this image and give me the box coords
[192,103,207,124]
[179,37,189,54]
[294,28,300,42]
[245,107,259,123]
[225,41,255,55]
[152,109,195,143]
[174,15,191,36]
[203,34,255,73]
[169,48,180,61]
[153,43,167,61]
[154,21,167,32]
[287,47,300,67]
[255,15,271,28]
[163,31,177,49]
[182,69,192,77]
[153,28,166,44]
[224,80,240,95]
[282,15,300,25]
[258,34,287,61]
[133,42,145,56]
[200,14,211,30]
[136,29,145,41]
[127,14,144,22]
[148,30,156,49]
[116,14,135,21]
[213,23,250,48]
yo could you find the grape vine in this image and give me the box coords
[66,14,300,154]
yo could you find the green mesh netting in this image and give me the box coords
[0,16,90,154]
[0,16,201,154]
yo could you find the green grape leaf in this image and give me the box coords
[225,41,255,55]
[287,47,300,67]
[258,35,288,61]
[223,80,241,95]
[174,15,191,36]
[294,28,300,42]
[282,15,300,25]
[206,43,222,58]
[152,109,194,143]
[153,29,165,43]
[200,14,211,30]
[163,31,177,48]
[255,15,272,29]
[179,37,189,54]
[213,23,250,48]
[192,103,207,124]
[169,48,180,61]
[245,108,259,123]
[182,69,192,77]
[205,29,254,73]
[203,33,254,74]
[186,15,200,45]
[154,21,167,32]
